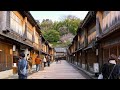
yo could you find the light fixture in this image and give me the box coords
[13,45,16,51]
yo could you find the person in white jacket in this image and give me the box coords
[43,56,47,67]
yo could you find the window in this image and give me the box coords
[34,30,39,44]
[35,36,39,44]
[10,11,23,36]
[27,31,32,41]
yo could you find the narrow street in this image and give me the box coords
[28,60,89,79]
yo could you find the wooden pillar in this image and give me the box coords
[84,28,88,47]
[85,50,88,70]
[80,51,82,68]
[117,45,119,57]
[103,47,105,64]
[109,47,110,57]
[117,45,119,63]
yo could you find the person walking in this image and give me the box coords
[117,55,120,78]
[26,54,30,62]
[26,54,32,73]
[46,55,51,67]
[35,55,41,72]
[58,58,61,63]
[28,57,33,73]
[55,57,58,63]
[43,56,47,67]
[18,53,28,79]
[99,54,119,79]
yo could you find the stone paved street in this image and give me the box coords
[28,60,87,79]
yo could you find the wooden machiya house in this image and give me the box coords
[49,46,55,62]
[67,11,97,73]
[96,11,120,65]
[0,11,43,78]
[55,47,66,60]
[67,39,78,65]
[40,36,55,62]
[40,36,48,59]
[67,11,120,75]
[83,12,97,73]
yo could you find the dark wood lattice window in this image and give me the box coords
[110,46,117,57]
[103,48,109,63]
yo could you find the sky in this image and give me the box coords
[30,11,88,23]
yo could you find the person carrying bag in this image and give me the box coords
[98,54,119,79]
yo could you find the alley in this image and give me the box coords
[28,60,87,79]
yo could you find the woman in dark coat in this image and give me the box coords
[101,54,119,79]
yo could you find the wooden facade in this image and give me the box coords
[0,41,13,71]
[55,48,66,60]
[96,11,120,65]
[0,11,54,74]
[67,11,120,74]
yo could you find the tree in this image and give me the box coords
[39,15,82,47]
[42,30,60,42]
[40,19,53,31]
[53,15,81,36]
[62,15,81,35]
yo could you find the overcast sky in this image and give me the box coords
[30,11,88,23]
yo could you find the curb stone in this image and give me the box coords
[68,62,97,79]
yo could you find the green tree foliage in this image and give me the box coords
[40,19,53,30]
[39,15,82,47]
[62,15,81,35]
[40,16,81,36]
[42,30,60,42]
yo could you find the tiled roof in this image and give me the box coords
[55,48,66,52]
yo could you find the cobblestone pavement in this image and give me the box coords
[28,60,86,79]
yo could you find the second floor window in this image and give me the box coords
[34,31,39,44]
[10,11,23,36]
[35,36,39,44]
[27,30,33,41]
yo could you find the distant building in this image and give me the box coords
[55,47,67,60]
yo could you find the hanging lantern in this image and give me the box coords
[13,45,16,51]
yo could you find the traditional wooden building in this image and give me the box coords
[82,11,97,73]
[67,11,120,75]
[40,36,54,61]
[48,46,55,62]
[67,11,98,73]
[96,11,120,66]
[55,47,66,60]
[0,11,42,78]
